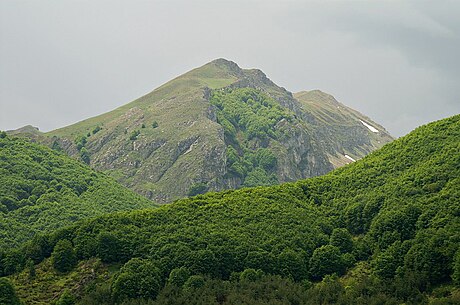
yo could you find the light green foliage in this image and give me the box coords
[210,88,285,187]
[0,135,154,251]
[239,268,263,282]
[56,289,75,305]
[211,88,288,141]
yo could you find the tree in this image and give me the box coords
[168,267,191,287]
[112,258,162,301]
[309,245,345,280]
[330,228,353,253]
[183,275,205,292]
[51,239,77,272]
[277,248,308,281]
[0,277,21,305]
[96,232,122,263]
[152,121,159,128]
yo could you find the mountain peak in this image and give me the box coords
[204,58,244,76]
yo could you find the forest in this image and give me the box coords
[0,132,154,249]
[1,114,459,304]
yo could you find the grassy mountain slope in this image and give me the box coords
[7,114,459,304]
[295,90,393,167]
[13,59,393,203]
[0,133,155,249]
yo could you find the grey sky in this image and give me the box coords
[1,0,459,137]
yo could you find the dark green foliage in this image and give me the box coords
[187,183,208,197]
[129,130,140,141]
[112,258,162,301]
[92,126,102,135]
[74,134,87,151]
[151,121,158,128]
[0,134,153,250]
[56,289,75,305]
[0,277,20,305]
[141,124,146,128]
[51,239,77,272]
[96,232,123,263]
[26,259,36,279]
[309,245,345,280]
[168,267,190,287]
[183,275,205,292]
[454,250,460,285]
[80,147,90,164]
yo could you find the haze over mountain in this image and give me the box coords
[11,59,393,203]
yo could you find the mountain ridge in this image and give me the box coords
[9,59,393,202]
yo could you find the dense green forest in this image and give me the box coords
[0,132,155,249]
[211,88,290,187]
[2,114,460,304]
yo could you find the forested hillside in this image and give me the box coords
[4,114,459,304]
[0,132,155,249]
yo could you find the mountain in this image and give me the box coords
[0,132,155,249]
[6,115,459,304]
[12,59,393,203]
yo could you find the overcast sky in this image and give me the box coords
[1,0,459,136]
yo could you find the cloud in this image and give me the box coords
[0,0,458,136]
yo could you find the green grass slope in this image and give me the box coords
[0,133,156,249]
[294,90,393,167]
[6,114,459,304]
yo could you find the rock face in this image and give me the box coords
[17,59,393,203]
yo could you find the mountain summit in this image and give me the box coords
[16,59,393,202]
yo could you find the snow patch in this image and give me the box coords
[360,120,379,133]
[344,154,356,162]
